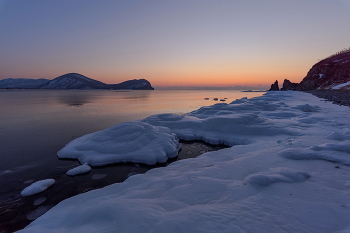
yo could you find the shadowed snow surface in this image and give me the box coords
[18,91,350,233]
[57,121,181,166]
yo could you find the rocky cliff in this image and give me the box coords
[268,49,350,91]
[297,49,350,90]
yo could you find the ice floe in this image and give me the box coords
[57,121,180,166]
[66,164,91,176]
[20,179,55,197]
[18,91,350,233]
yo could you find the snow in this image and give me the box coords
[245,168,310,187]
[57,121,181,166]
[332,80,350,89]
[20,179,55,197]
[66,164,91,176]
[17,91,350,233]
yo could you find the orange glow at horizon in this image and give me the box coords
[90,65,306,87]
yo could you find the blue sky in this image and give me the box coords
[1,0,350,88]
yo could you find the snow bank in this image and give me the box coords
[332,80,350,90]
[57,121,180,166]
[245,168,310,186]
[18,91,350,233]
[20,179,55,197]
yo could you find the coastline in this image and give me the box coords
[305,90,350,107]
[16,91,350,233]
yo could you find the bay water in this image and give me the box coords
[0,89,264,232]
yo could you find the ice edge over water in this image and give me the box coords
[57,121,181,166]
[18,91,350,233]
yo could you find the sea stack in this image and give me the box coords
[269,80,279,91]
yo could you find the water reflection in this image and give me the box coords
[116,90,151,100]
[57,91,96,107]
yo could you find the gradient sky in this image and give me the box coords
[1,0,350,88]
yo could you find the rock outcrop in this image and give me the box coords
[281,79,299,91]
[297,50,350,91]
[268,80,279,91]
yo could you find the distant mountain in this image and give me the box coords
[108,79,154,90]
[0,73,155,90]
[39,73,154,90]
[0,78,50,88]
[39,73,107,89]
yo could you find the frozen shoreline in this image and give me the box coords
[306,90,350,107]
[17,91,350,233]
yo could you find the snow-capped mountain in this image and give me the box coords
[0,78,49,88]
[39,73,107,89]
[297,49,350,90]
[37,73,154,90]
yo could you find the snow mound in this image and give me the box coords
[294,104,320,112]
[57,121,180,166]
[246,168,310,187]
[20,179,55,197]
[142,99,301,146]
[327,129,350,141]
[279,148,350,165]
[311,142,350,153]
[66,164,91,176]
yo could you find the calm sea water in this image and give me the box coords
[0,89,264,232]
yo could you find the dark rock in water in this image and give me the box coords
[269,80,279,91]
[281,79,299,91]
[297,49,350,91]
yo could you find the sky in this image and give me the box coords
[0,0,350,89]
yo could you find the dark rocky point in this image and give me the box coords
[268,80,279,91]
[281,79,299,91]
[268,47,350,92]
[297,49,350,91]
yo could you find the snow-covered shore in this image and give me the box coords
[17,91,350,233]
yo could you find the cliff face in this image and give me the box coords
[297,51,350,90]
